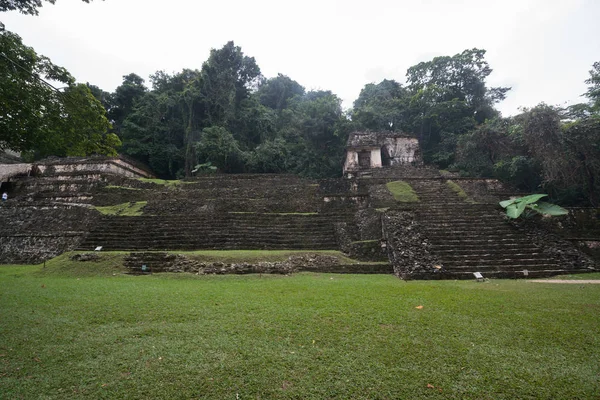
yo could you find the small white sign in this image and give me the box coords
[473,272,484,280]
[94,246,103,251]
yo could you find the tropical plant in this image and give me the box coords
[499,194,568,219]
[191,162,217,175]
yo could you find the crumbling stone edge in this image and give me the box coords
[381,210,444,280]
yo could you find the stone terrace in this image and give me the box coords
[77,174,355,253]
[351,168,597,279]
[1,157,597,279]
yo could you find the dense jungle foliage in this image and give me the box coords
[1,14,599,205]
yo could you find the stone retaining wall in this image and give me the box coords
[0,204,99,264]
[36,159,152,179]
[0,163,32,183]
[381,210,442,279]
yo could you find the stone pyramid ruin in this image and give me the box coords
[0,138,597,279]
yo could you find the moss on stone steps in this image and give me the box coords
[94,201,147,216]
[385,181,419,203]
[446,180,477,203]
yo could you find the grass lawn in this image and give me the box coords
[1,264,599,399]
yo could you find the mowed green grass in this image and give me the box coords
[1,265,599,399]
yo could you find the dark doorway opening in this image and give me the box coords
[381,146,393,166]
[358,151,371,169]
[0,181,15,195]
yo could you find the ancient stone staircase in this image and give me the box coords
[78,213,341,251]
[409,179,592,279]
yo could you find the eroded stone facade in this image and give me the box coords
[343,132,420,175]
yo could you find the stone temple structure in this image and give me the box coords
[343,131,420,175]
[0,148,598,279]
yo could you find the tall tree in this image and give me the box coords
[199,41,261,128]
[584,62,600,111]
[119,71,192,178]
[0,28,118,157]
[404,48,510,166]
[109,73,147,132]
[352,79,409,131]
[406,48,509,122]
[279,90,348,177]
[0,0,98,15]
[257,74,305,112]
[563,116,600,205]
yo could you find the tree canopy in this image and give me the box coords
[0,0,98,16]
[0,27,119,158]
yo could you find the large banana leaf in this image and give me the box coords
[499,194,547,209]
[501,194,564,219]
[518,194,548,204]
[499,198,516,208]
[533,202,569,216]
[506,200,529,218]
[505,204,520,218]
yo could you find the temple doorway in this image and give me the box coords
[381,145,392,166]
[358,151,371,169]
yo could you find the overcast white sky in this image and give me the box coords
[2,0,599,115]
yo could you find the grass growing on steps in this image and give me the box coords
[446,180,476,203]
[228,212,319,216]
[136,178,194,186]
[104,185,143,191]
[0,268,599,399]
[386,181,419,202]
[94,201,147,216]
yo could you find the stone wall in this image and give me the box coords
[450,178,509,203]
[510,215,596,270]
[381,210,443,279]
[519,208,600,263]
[124,252,346,275]
[0,163,32,183]
[381,137,420,165]
[35,157,152,179]
[0,204,99,263]
[0,150,23,164]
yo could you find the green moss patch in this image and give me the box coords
[94,201,147,216]
[446,180,476,203]
[104,185,142,191]
[228,212,319,216]
[386,181,419,202]
[136,178,194,186]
